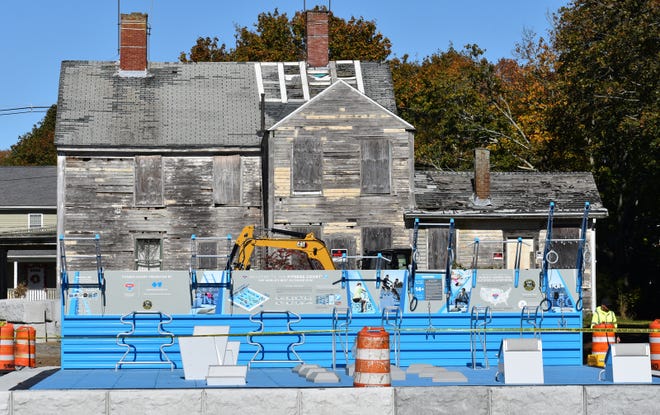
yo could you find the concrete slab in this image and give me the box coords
[406,363,434,374]
[418,367,448,378]
[298,365,321,377]
[432,371,468,383]
[307,370,340,384]
[390,365,406,381]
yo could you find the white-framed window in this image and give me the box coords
[28,213,43,229]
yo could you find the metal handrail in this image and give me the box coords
[520,305,544,338]
[115,311,175,370]
[247,310,305,368]
[470,306,492,369]
[331,307,352,370]
[382,306,403,367]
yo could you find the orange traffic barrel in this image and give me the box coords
[0,323,15,371]
[650,319,660,371]
[353,326,390,387]
[15,326,36,368]
[591,323,615,367]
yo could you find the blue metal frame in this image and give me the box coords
[574,202,591,311]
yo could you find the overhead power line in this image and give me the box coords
[0,106,51,116]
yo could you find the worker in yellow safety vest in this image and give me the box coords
[591,297,620,342]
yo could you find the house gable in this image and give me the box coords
[269,80,413,131]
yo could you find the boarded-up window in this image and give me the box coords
[362,227,392,254]
[428,228,456,270]
[135,156,163,206]
[135,238,162,270]
[213,155,241,205]
[361,139,390,194]
[292,137,322,193]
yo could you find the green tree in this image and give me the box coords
[551,0,660,318]
[1,105,57,166]
[180,8,391,63]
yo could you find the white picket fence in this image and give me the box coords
[7,288,58,300]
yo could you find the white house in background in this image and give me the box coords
[0,166,57,299]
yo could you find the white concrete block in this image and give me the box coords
[0,391,9,414]
[491,385,582,415]
[110,390,203,415]
[206,389,299,415]
[22,302,47,323]
[12,390,107,415]
[395,386,489,415]
[586,385,660,414]
[301,387,394,415]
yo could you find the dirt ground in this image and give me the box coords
[35,342,61,367]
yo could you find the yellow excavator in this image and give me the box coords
[226,225,336,271]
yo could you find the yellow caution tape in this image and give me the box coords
[29,326,660,341]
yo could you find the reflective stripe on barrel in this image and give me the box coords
[650,319,660,371]
[591,323,615,367]
[14,326,36,368]
[353,326,390,387]
[0,323,14,371]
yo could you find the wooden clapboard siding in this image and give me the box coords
[62,155,262,270]
[268,81,414,254]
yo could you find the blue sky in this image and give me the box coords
[0,0,568,150]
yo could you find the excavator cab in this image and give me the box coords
[360,248,412,270]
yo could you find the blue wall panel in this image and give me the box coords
[61,311,583,369]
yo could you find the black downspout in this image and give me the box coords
[0,249,7,299]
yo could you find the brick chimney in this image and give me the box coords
[120,13,148,72]
[306,10,329,67]
[474,148,491,202]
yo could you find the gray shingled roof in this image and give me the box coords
[407,170,608,220]
[56,61,397,149]
[0,167,57,208]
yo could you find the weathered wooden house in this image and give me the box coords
[405,149,608,310]
[55,11,413,270]
[0,167,57,299]
[267,80,414,264]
